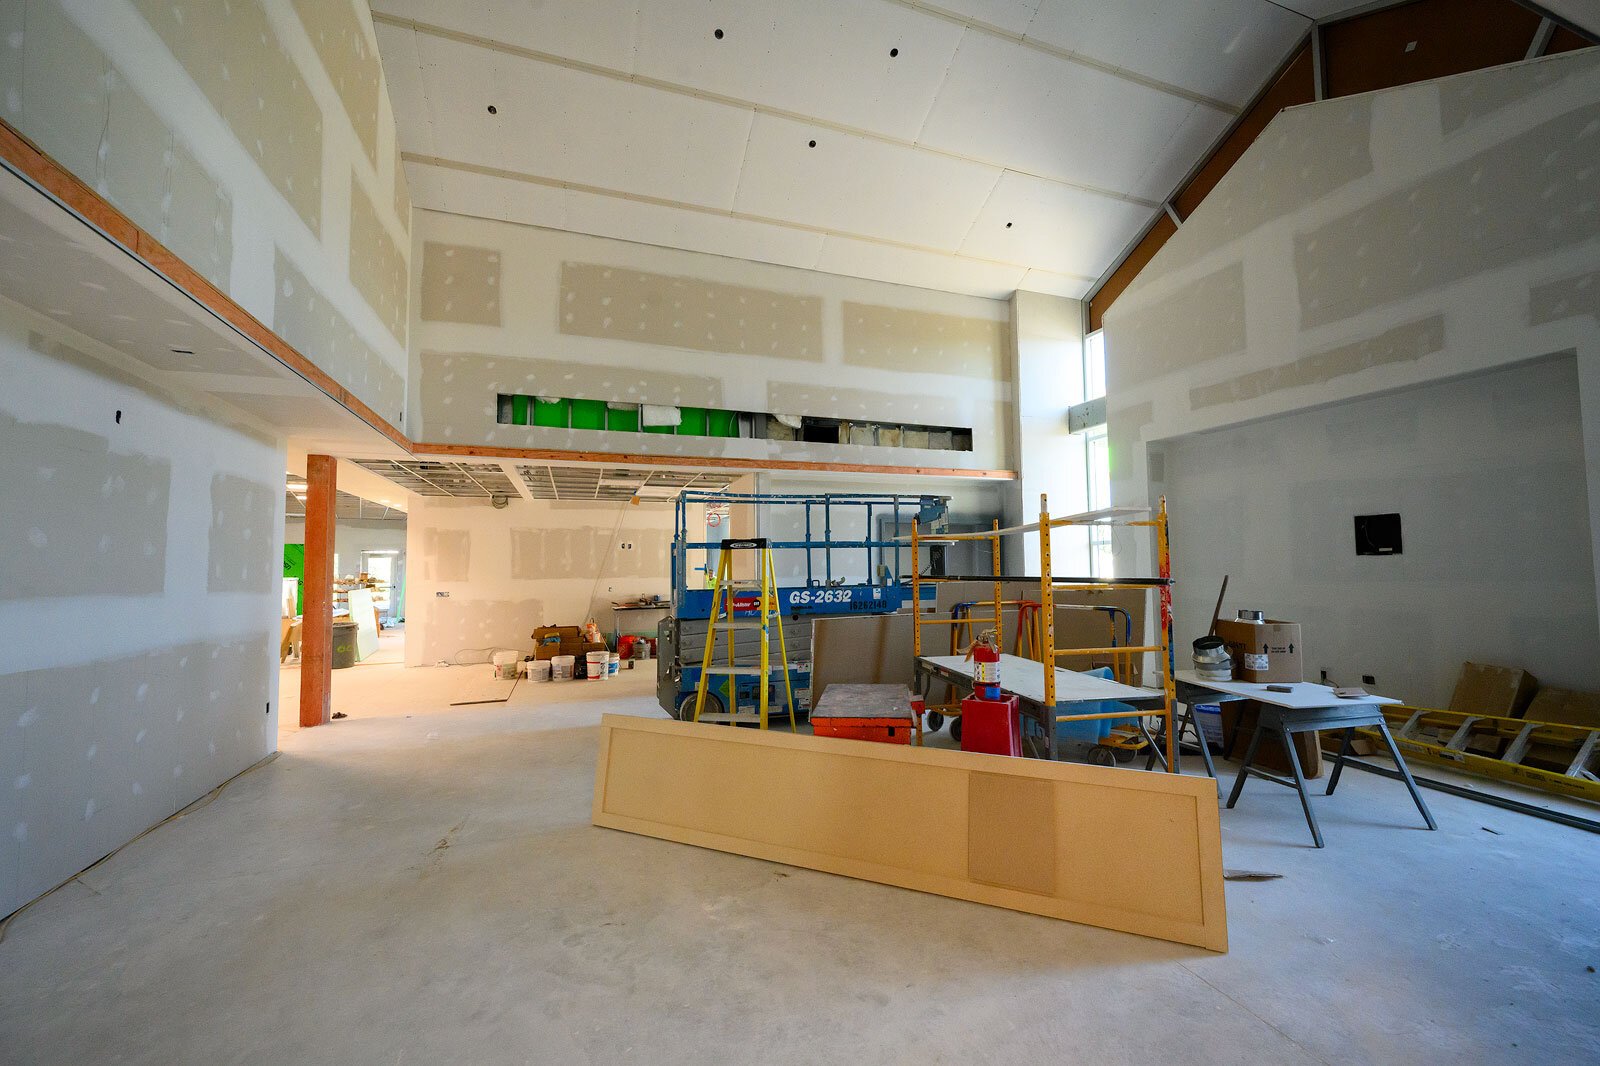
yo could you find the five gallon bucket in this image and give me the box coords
[1195,703,1223,748]
[551,654,576,681]
[586,650,609,681]
[331,620,359,669]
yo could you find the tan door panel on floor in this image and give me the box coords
[591,715,1227,951]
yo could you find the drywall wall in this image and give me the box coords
[1154,357,1598,706]
[0,300,283,918]
[1104,49,1600,651]
[1,0,411,424]
[407,210,1014,472]
[404,496,677,666]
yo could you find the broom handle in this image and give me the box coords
[1207,575,1229,637]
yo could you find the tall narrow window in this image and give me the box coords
[1084,330,1112,577]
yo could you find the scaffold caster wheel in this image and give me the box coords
[949,717,962,743]
[924,711,945,733]
[1087,745,1117,767]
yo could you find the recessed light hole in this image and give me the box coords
[890,47,899,58]
[714,28,724,40]
[808,139,817,148]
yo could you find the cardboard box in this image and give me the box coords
[1215,618,1303,683]
[1220,700,1323,779]
[533,625,582,660]
[1521,687,1600,772]
[1448,662,1538,719]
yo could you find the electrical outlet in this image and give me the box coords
[1362,674,1376,686]
[436,591,449,598]
[1319,669,1328,684]
[619,541,634,551]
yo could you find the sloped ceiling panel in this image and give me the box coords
[373,0,1318,300]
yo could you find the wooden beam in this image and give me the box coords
[299,454,337,728]
[592,714,1228,951]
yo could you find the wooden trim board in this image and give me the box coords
[592,714,1227,951]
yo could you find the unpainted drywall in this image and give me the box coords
[207,473,278,593]
[842,302,1008,380]
[350,175,409,347]
[5,0,410,424]
[274,250,405,424]
[404,495,678,666]
[559,262,824,361]
[1293,102,1600,329]
[290,0,381,166]
[133,0,323,235]
[420,242,501,325]
[0,303,283,918]
[1156,357,1599,706]
[1188,315,1444,411]
[7,1,233,289]
[409,210,1014,470]
[1104,49,1600,616]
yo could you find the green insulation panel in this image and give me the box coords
[707,409,738,437]
[533,398,569,427]
[571,399,607,430]
[606,405,640,432]
[677,407,708,436]
[511,395,531,426]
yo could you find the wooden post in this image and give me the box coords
[299,454,336,727]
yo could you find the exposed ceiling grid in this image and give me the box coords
[516,465,736,501]
[371,0,1317,300]
[351,458,519,498]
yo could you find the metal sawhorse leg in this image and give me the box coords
[1226,706,1437,848]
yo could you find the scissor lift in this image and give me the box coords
[658,491,948,720]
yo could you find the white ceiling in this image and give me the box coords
[372,0,1321,300]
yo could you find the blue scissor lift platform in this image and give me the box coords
[657,491,948,720]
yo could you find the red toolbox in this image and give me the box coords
[960,692,1022,757]
[812,717,913,744]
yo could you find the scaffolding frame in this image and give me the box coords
[910,496,1178,772]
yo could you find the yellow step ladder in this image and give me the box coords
[693,537,797,731]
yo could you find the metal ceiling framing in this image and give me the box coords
[516,465,736,501]
[350,458,519,499]
[283,488,405,522]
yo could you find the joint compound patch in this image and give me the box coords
[207,473,278,592]
[558,262,823,361]
[0,411,170,599]
[842,302,1008,380]
[421,242,502,325]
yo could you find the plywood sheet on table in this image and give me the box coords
[592,714,1227,951]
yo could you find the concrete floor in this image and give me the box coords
[2,658,1598,1065]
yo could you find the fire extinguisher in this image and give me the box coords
[966,629,1001,701]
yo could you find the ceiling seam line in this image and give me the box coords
[375,12,1164,208]
[871,0,1241,112]
[403,153,1102,284]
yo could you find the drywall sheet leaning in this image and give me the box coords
[591,715,1227,951]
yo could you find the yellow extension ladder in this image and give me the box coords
[692,537,797,731]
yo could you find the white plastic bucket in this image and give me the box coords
[492,650,518,680]
[551,654,575,681]
[528,660,552,682]
[607,652,620,678]
[586,650,609,680]
[1195,703,1223,747]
